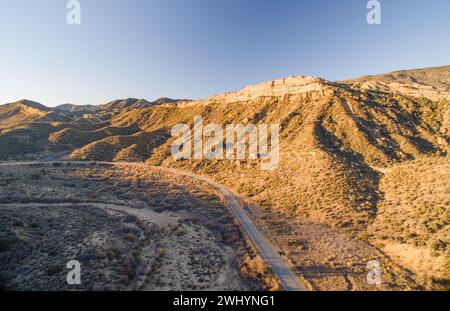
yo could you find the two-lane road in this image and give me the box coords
[0,161,307,291]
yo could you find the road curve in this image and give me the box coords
[0,161,307,291]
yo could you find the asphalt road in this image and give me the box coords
[0,161,307,291]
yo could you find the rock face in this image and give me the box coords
[355,81,450,101]
[208,76,331,103]
[170,76,332,108]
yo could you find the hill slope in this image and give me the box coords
[341,66,450,102]
[342,65,450,90]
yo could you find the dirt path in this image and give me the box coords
[0,202,177,227]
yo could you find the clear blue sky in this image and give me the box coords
[1,0,449,106]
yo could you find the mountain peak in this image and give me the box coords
[99,98,150,110]
[11,99,49,110]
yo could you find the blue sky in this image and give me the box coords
[1,0,449,106]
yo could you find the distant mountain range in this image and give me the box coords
[1,65,449,289]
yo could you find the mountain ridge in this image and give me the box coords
[4,65,450,109]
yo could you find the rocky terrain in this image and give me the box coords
[0,65,449,290]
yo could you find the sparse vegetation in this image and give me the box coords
[0,164,262,291]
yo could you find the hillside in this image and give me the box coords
[369,156,450,288]
[342,65,450,90]
[0,65,449,289]
[341,66,450,102]
[69,129,170,162]
[0,100,51,129]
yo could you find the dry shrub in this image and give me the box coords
[240,255,281,291]
[124,232,138,242]
[106,244,121,259]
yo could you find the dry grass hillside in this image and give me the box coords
[70,129,170,162]
[369,156,450,289]
[1,66,449,289]
[49,124,141,148]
